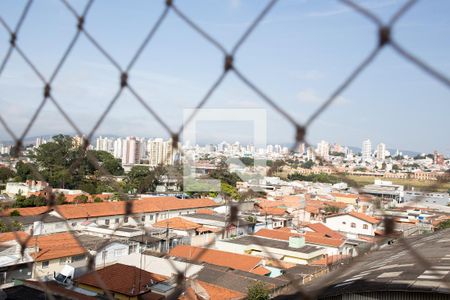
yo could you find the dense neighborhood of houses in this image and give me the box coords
[1,176,449,299]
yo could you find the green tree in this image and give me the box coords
[324,205,339,214]
[301,160,315,169]
[0,167,16,183]
[221,182,240,200]
[240,157,254,167]
[437,220,450,230]
[74,194,89,204]
[247,281,270,300]
[87,150,124,176]
[93,197,103,203]
[125,165,166,193]
[14,194,47,207]
[30,135,82,188]
[56,193,66,205]
[9,210,21,216]
[0,221,8,233]
[15,161,37,181]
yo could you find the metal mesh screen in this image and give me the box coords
[0,0,449,299]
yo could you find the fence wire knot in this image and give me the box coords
[9,33,17,47]
[379,26,391,47]
[224,55,234,71]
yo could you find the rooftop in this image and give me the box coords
[196,265,289,294]
[76,263,167,297]
[31,232,86,261]
[255,228,345,248]
[153,217,201,231]
[225,235,323,254]
[169,245,262,272]
[2,197,218,219]
[310,229,450,298]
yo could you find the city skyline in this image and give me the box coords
[0,1,449,155]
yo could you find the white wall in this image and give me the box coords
[325,215,376,237]
[94,242,138,268]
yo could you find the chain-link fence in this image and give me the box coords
[0,0,449,299]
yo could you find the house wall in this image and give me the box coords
[55,208,202,230]
[290,209,312,226]
[94,242,139,269]
[214,241,325,264]
[22,221,67,236]
[190,233,216,247]
[0,263,32,288]
[325,215,376,237]
[33,255,88,280]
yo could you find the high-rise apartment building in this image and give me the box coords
[147,138,174,166]
[376,143,386,161]
[122,137,140,165]
[362,139,372,162]
[306,146,315,161]
[317,140,330,161]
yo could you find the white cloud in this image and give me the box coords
[297,89,322,103]
[297,89,350,105]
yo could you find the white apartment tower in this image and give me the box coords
[362,139,372,161]
[376,143,386,161]
[122,137,140,165]
[306,146,316,161]
[113,138,123,159]
[147,138,174,166]
[317,140,330,161]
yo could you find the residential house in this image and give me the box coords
[1,213,67,236]
[30,232,88,279]
[169,245,271,275]
[215,235,326,265]
[75,263,166,299]
[2,197,219,231]
[77,234,140,269]
[324,212,381,238]
[0,232,33,287]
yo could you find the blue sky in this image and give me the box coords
[0,0,449,154]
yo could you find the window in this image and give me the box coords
[351,222,356,228]
[114,249,125,257]
[342,221,346,225]
[59,258,66,265]
[101,250,107,261]
[72,255,85,262]
[71,222,77,227]
[42,261,49,268]
[141,215,145,222]
[149,215,154,221]
[124,217,129,223]
[105,219,110,225]
[129,244,137,254]
[115,218,120,224]
[363,224,368,230]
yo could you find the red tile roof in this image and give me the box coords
[348,212,380,224]
[153,217,201,230]
[250,265,271,276]
[305,223,344,239]
[259,207,288,216]
[180,280,245,300]
[1,206,50,216]
[255,228,344,248]
[169,245,262,272]
[76,263,167,297]
[2,197,218,219]
[30,232,86,262]
[196,208,215,215]
[0,231,30,244]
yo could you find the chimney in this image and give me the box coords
[288,236,305,249]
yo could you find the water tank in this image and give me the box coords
[288,236,305,248]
